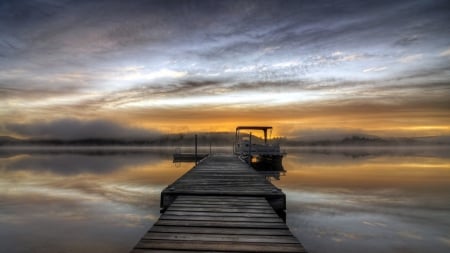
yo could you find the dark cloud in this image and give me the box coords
[80,78,231,108]
[68,74,449,121]
[394,35,421,47]
[5,119,161,140]
[0,81,86,100]
[140,79,229,96]
[1,0,449,81]
[190,0,449,59]
[113,70,450,99]
[1,0,447,60]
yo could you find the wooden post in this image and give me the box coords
[248,132,252,164]
[195,134,198,165]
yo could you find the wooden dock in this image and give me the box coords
[131,154,306,252]
[173,153,209,162]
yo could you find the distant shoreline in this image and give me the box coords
[1,133,449,147]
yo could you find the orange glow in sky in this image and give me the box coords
[1,1,449,140]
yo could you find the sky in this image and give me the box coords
[0,0,449,139]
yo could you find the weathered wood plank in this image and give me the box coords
[176,197,268,203]
[169,203,273,209]
[155,219,288,229]
[143,232,300,243]
[164,210,276,218]
[166,207,277,214]
[159,214,283,223]
[148,226,293,236]
[136,240,306,252]
[173,201,270,206]
[176,195,267,201]
[132,249,234,253]
[163,190,282,196]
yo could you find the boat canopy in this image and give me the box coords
[235,126,273,144]
[236,126,273,131]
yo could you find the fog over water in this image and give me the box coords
[0,146,449,253]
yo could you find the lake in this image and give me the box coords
[0,146,449,253]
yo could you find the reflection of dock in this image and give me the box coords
[251,157,286,181]
[131,154,306,252]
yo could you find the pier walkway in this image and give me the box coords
[131,154,306,252]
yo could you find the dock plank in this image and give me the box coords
[136,240,305,252]
[148,226,293,236]
[164,210,276,217]
[159,214,283,223]
[164,206,277,214]
[143,232,300,243]
[155,219,288,229]
[131,155,306,252]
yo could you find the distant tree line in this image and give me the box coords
[0,133,448,146]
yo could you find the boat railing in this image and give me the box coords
[235,142,282,156]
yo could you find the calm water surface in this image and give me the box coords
[0,146,449,253]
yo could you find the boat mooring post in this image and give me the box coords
[248,132,252,164]
[195,134,198,165]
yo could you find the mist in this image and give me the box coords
[5,119,161,140]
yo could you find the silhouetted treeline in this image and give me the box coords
[282,135,450,146]
[0,133,449,146]
[0,133,236,146]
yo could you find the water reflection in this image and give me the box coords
[275,147,450,253]
[0,146,449,253]
[0,147,193,253]
[251,157,286,181]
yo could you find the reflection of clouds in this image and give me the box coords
[286,146,450,162]
[398,231,423,240]
[0,171,162,212]
[279,150,450,253]
[440,237,450,246]
[288,203,450,252]
[362,221,387,228]
[0,153,192,207]
[0,150,194,209]
[1,192,153,222]
[280,149,450,191]
[0,151,193,253]
[286,189,450,226]
[0,191,158,253]
[1,151,164,175]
